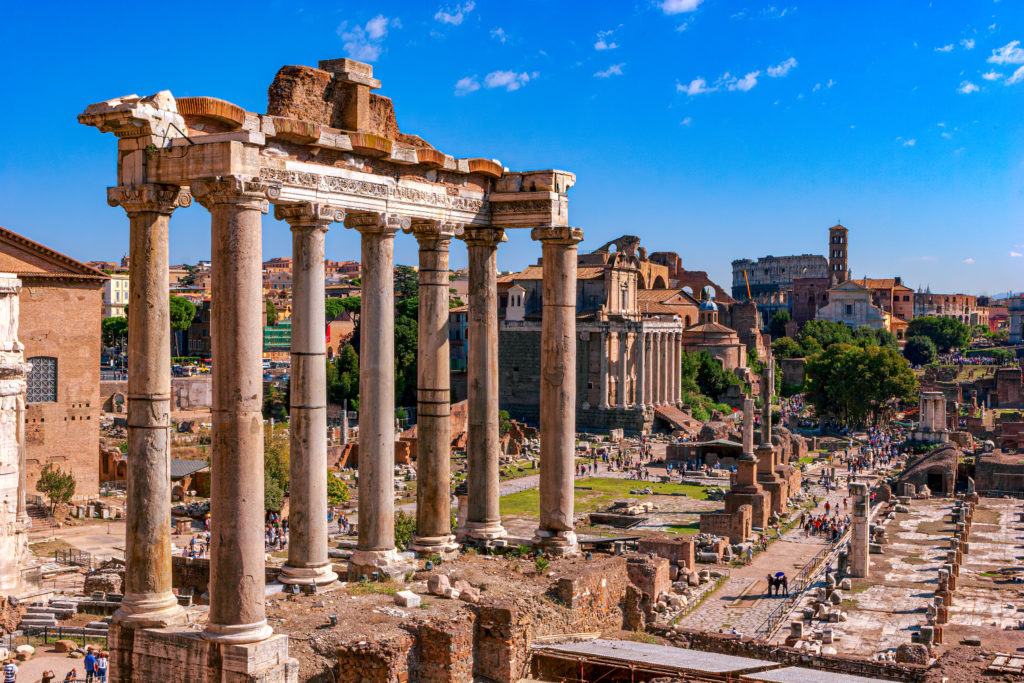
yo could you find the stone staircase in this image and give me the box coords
[17,599,111,638]
[26,504,56,532]
[654,405,703,435]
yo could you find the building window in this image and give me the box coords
[27,356,58,403]
[845,304,853,315]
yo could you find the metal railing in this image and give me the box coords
[54,549,92,568]
[752,529,850,641]
[4,625,108,651]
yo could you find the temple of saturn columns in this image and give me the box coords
[79,58,582,680]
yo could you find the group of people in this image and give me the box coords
[265,512,289,551]
[182,533,211,559]
[765,573,790,597]
[17,649,109,682]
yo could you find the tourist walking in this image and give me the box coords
[84,649,96,682]
[96,652,109,682]
[2,659,15,683]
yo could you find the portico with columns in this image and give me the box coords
[80,58,581,680]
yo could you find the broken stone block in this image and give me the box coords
[919,625,934,646]
[395,590,421,608]
[895,643,928,664]
[790,621,804,638]
[427,574,450,595]
[459,587,481,604]
[839,578,852,591]
[442,587,460,599]
[822,645,837,656]
[829,590,843,605]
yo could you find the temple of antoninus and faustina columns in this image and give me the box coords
[79,58,579,681]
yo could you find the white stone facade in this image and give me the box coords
[0,273,30,593]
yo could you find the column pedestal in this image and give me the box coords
[107,184,188,628]
[532,227,583,557]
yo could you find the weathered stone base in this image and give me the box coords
[278,563,339,587]
[346,548,412,581]
[911,429,949,444]
[533,529,580,557]
[408,534,460,557]
[458,520,507,542]
[109,622,297,683]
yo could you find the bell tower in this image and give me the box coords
[828,223,848,283]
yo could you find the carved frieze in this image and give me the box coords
[273,202,345,227]
[343,212,410,235]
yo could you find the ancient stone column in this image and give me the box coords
[107,184,189,627]
[651,333,661,406]
[16,396,26,525]
[345,212,409,576]
[636,331,646,410]
[599,330,610,410]
[761,361,773,444]
[0,274,29,593]
[276,202,343,587]
[850,481,870,577]
[533,227,583,556]
[618,331,628,408]
[460,228,507,542]
[410,220,460,555]
[644,333,653,408]
[674,332,683,407]
[659,333,669,406]
[193,176,272,643]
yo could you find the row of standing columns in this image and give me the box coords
[599,330,682,410]
[109,176,585,647]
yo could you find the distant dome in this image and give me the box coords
[699,300,718,312]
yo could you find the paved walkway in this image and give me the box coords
[676,455,880,636]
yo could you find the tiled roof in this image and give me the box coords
[170,459,208,479]
[498,265,606,282]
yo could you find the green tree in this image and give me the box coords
[264,423,290,511]
[394,509,417,550]
[327,472,350,504]
[101,316,128,349]
[394,265,419,300]
[903,335,938,366]
[689,350,740,400]
[325,298,346,321]
[499,409,511,436]
[36,464,76,514]
[266,300,279,326]
[772,336,803,359]
[769,310,790,339]
[805,344,918,424]
[798,320,854,352]
[338,296,362,313]
[873,328,899,352]
[906,315,970,353]
[327,343,360,407]
[169,295,196,356]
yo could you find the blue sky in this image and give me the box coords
[1,1,1022,295]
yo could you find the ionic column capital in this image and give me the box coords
[344,211,409,235]
[107,184,191,216]
[461,227,507,247]
[191,175,271,213]
[411,219,462,247]
[531,226,584,245]
[274,202,344,229]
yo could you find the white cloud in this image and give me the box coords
[491,27,508,43]
[1007,65,1024,85]
[961,38,976,50]
[988,40,1024,64]
[935,44,954,52]
[661,0,702,14]
[982,70,1003,80]
[957,80,979,93]
[434,2,475,26]
[941,131,952,139]
[962,257,975,263]
[812,82,821,91]
[726,71,760,91]
[1011,251,1024,258]
[338,15,397,62]
[595,29,619,50]
[678,77,715,95]
[903,139,917,147]
[767,57,797,77]
[826,79,836,88]
[484,70,535,91]
[594,63,625,78]
[681,117,692,125]
[454,76,480,95]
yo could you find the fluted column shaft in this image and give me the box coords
[673,332,682,406]
[193,176,272,644]
[461,228,507,541]
[653,333,662,405]
[277,203,341,586]
[636,331,645,409]
[533,227,583,556]
[644,333,653,408]
[346,213,406,575]
[617,331,628,408]
[599,330,610,410]
[410,221,459,554]
[108,184,187,628]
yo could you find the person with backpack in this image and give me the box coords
[2,659,16,683]
[96,652,109,682]
[84,650,97,682]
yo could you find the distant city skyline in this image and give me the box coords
[1,1,1022,295]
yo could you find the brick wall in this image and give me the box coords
[637,537,696,570]
[22,277,103,498]
[699,504,751,543]
[554,556,631,630]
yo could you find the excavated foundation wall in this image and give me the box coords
[335,556,649,683]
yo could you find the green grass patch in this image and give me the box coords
[499,477,720,518]
[349,581,398,596]
[665,521,701,535]
[798,455,815,465]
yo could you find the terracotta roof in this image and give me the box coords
[853,278,897,290]
[498,265,605,282]
[639,302,684,315]
[636,288,681,302]
[0,226,107,280]
[683,321,739,337]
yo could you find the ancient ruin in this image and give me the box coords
[0,273,29,593]
[79,58,584,681]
